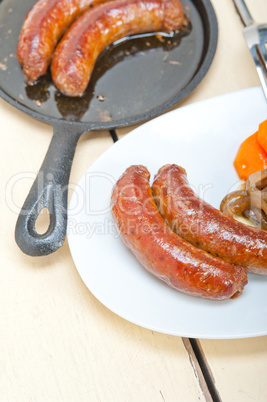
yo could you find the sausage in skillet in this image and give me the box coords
[152,164,267,275]
[111,165,247,300]
[17,0,109,84]
[51,0,184,96]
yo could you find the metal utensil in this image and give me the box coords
[233,0,267,99]
[0,0,218,256]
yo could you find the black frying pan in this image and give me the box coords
[0,0,218,256]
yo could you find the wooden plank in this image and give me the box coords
[0,98,206,401]
[198,337,267,402]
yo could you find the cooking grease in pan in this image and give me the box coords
[54,26,192,121]
[0,0,204,124]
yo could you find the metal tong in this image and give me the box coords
[233,0,267,99]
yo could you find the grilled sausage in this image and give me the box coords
[51,0,184,97]
[17,0,109,84]
[152,164,267,275]
[111,165,247,300]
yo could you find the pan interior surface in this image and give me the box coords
[0,0,217,128]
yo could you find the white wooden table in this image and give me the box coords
[1,0,267,400]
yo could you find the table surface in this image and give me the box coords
[1,0,267,401]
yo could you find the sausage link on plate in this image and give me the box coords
[17,0,109,83]
[51,0,184,96]
[152,164,267,275]
[111,165,247,300]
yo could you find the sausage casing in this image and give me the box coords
[17,0,108,83]
[152,164,267,275]
[51,0,184,96]
[111,165,247,300]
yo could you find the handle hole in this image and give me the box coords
[35,207,51,235]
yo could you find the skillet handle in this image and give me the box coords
[15,123,83,256]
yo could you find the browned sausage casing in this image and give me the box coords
[51,0,184,97]
[111,165,247,300]
[17,0,109,84]
[152,164,267,275]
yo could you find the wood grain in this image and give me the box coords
[0,98,205,401]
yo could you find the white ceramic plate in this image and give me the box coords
[68,87,267,339]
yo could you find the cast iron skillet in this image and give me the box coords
[0,0,218,256]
